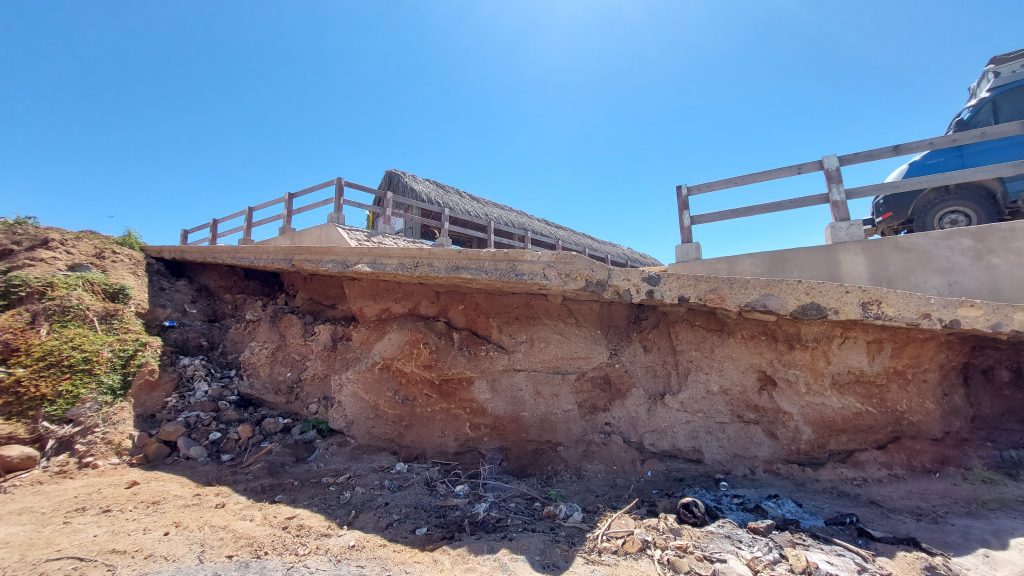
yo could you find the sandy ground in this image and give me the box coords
[2,441,1023,576]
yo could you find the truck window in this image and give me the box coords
[993,86,1024,123]
[963,101,994,130]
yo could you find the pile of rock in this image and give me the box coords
[130,356,321,465]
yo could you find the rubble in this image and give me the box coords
[585,486,955,576]
[129,356,321,467]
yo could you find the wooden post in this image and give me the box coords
[524,230,532,249]
[208,218,219,246]
[382,190,395,233]
[822,155,850,222]
[676,185,693,243]
[439,208,451,243]
[240,207,254,244]
[555,239,563,251]
[280,191,296,234]
[605,253,611,265]
[329,178,345,225]
[179,229,188,246]
[487,220,495,248]
[583,247,590,259]
[625,258,630,268]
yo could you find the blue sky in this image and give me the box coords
[1,1,1021,263]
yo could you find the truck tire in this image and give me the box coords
[912,188,1000,232]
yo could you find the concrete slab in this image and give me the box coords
[672,219,1024,304]
[145,244,1024,338]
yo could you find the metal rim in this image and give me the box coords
[933,206,977,229]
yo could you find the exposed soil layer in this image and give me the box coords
[147,261,1024,474]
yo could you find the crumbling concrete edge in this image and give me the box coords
[146,245,1024,338]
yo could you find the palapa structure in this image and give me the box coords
[376,170,661,268]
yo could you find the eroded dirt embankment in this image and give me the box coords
[148,260,1024,473]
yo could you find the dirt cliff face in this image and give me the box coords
[149,261,1023,473]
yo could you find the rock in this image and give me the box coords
[219,408,244,423]
[176,436,207,460]
[744,294,786,315]
[414,527,428,536]
[142,441,172,463]
[713,557,753,576]
[129,365,179,416]
[261,417,284,435]
[790,302,829,321]
[245,310,261,322]
[296,431,320,444]
[125,479,140,489]
[237,420,256,440]
[156,420,189,442]
[0,444,41,473]
[187,400,218,413]
[620,536,643,554]
[208,431,222,442]
[746,519,776,537]
[306,402,320,415]
[667,556,690,575]
[690,560,714,576]
[784,549,808,575]
[134,432,152,449]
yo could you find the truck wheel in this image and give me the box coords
[912,189,1000,232]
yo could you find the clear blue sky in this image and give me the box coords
[2,1,1021,262]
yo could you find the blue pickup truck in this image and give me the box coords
[869,49,1024,236]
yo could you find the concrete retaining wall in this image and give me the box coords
[669,220,1024,304]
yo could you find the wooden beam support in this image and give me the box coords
[487,220,495,249]
[382,190,395,233]
[524,230,532,249]
[208,218,219,246]
[440,207,450,240]
[822,154,850,222]
[179,229,188,246]
[240,206,254,244]
[329,177,345,225]
[676,184,693,243]
[280,191,296,233]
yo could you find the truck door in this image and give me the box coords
[961,85,1024,200]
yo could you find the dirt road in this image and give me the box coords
[2,443,1023,576]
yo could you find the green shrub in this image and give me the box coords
[0,215,40,227]
[0,272,132,311]
[113,228,145,251]
[301,417,331,435]
[0,269,155,419]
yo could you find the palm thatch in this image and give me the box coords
[378,170,661,267]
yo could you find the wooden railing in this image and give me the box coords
[675,119,1024,258]
[179,177,642,268]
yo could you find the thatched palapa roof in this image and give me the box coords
[378,170,661,267]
